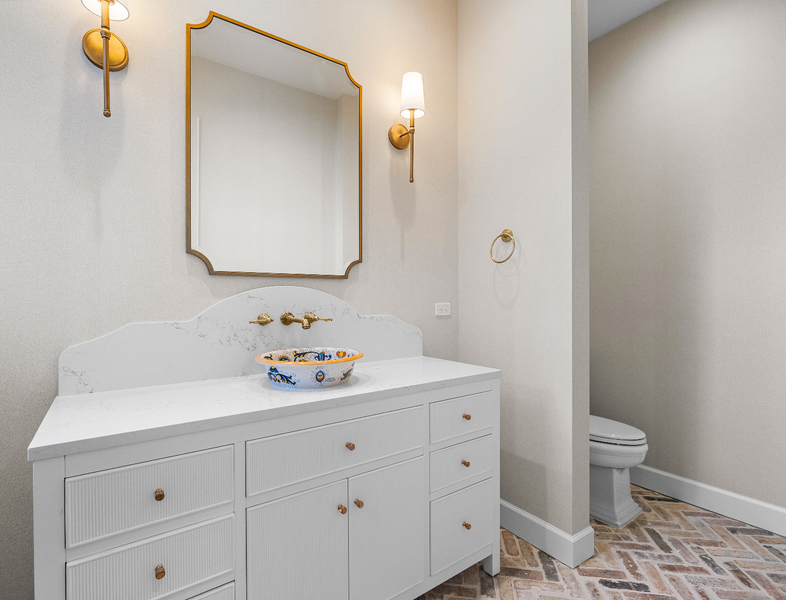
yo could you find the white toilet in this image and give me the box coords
[589,415,648,528]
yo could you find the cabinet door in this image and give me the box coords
[247,480,348,600]
[348,457,426,600]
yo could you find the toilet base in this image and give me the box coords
[589,464,642,528]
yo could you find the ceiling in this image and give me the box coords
[588,0,671,42]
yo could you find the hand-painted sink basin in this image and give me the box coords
[255,348,363,390]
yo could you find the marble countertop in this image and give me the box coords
[28,356,500,461]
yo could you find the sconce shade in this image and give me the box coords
[81,0,129,20]
[399,72,425,119]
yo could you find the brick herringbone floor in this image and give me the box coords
[420,486,786,600]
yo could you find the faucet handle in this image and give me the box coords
[250,313,274,326]
[304,312,333,325]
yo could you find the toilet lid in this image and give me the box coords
[590,415,646,446]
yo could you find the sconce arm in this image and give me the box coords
[81,0,130,118]
[408,109,415,183]
[101,0,111,117]
[388,109,420,183]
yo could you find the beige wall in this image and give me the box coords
[457,0,589,535]
[0,1,458,596]
[590,0,786,507]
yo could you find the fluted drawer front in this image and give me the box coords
[246,406,423,497]
[430,478,493,575]
[429,392,494,444]
[190,582,234,600]
[66,446,233,548]
[67,514,234,600]
[430,434,493,493]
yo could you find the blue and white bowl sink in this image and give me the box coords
[255,348,364,390]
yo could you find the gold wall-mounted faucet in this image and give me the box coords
[280,312,333,330]
[249,314,274,326]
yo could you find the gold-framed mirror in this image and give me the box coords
[186,13,362,278]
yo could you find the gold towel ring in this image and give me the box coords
[490,229,515,263]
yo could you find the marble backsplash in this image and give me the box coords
[59,286,423,396]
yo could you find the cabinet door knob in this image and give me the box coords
[155,565,166,580]
[462,522,472,530]
[463,413,472,420]
[354,499,364,509]
[154,488,165,502]
[461,460,471,468]
[338,504,348,514]
[345,442,356,451]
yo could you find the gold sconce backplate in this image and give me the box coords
[82,29,129,70]
[388,123,410,150]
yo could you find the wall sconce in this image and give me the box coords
[388,72,425,183]
[81,0,130,117]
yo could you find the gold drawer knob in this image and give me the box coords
[345,442,356,451]
[463,522,472,530]
[461,460,471,467]
[155,565,166,580]
[154,488,165,502]
[338,504,348,514]
[463,414,472,420]
[354,499,364,509]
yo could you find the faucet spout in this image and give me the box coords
[280,311,332,329]
[280,312,311,329]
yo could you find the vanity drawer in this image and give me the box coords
[246,406,423,497]
[430,391,494,444]
[65,446,233,548]
[66,514,234,600]
[430,478,493,575]
[189,582,234,600]
[430,435,493,493]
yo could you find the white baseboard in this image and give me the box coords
[500,500,595,568]
[631,465,786,536]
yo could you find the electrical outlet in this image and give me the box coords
[435,303,451,317]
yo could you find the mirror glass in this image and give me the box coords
[187,13,362,277]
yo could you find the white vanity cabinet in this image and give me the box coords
[31,366,500,600]
[66,514,235,600]
[64,445,234,549]
[247,457,426,600]
[347,457,427,600]
[29,288,501,600]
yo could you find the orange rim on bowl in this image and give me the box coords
[255,348,364,366]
